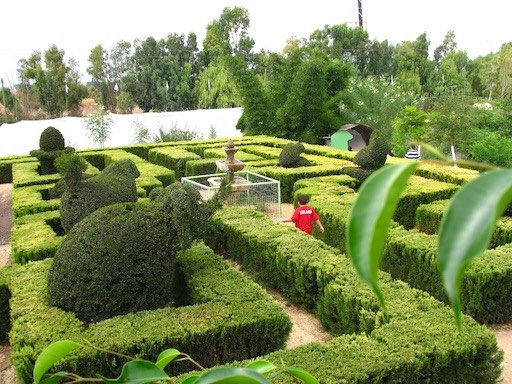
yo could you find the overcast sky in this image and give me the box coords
[0,0,509,86]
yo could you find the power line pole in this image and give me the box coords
[357,0,364,28]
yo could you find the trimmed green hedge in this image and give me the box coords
[392,175,460,229]
[81,149,175,196]
[383,225,512,324]
[415,162,480,185]
[4,242,291,384]
[0,155,35,183]
[148,147,201,180]
[10,210,64,264]
[417,199,512,247]
[255,165,351,203]
[0,273,11,341]
[12,161,61,187]
[185,158,219,176]
[202,207,502,383]
[12,183,60,218]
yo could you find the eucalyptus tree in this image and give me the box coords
[65,58,89,116]
[394,33,434,94]
[307,24,369,74]
[19,44,68,117]
[196,6,254,109]
[124,33,199,112]
[87,41,132,112]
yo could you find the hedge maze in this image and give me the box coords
[0,135,507,383]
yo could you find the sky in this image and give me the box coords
[0,0,510,87]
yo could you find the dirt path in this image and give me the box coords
[0,188,509,382]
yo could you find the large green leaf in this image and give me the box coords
[155,348,181,370]
[438,168,512,328]
[33,340,81,384]
[346,162,418,310]
[283,366,320,384]
[98,360,170,384]
[194,367,272,384]
[245,360,277,375]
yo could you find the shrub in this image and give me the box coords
[343,130,390,183]
[30,126,74,174]
[59,159,139,233]
[83,107,113,147]
[278,142,310,168]
[39,126,65,152]
[48,182,222,323]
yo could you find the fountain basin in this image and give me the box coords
[216,159,245,173]
[207,175,251,191]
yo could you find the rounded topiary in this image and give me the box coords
[279,142,311,168]
[48,182,220,323]
[59,159,139,233]
[352,130,390,169]
[30,126,74,174]
[39,126,65,152]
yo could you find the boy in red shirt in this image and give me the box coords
[283,194,324,235]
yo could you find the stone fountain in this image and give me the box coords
[207,138,249,188]
[182,138,281,218]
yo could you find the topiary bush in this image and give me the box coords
[30,126,74,174]
[278,142,311,168]
[342,130,390,183]
[48,182,222,323]
[39,126,65,152]
[59,159,140,233]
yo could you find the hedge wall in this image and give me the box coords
[2,242,291,383]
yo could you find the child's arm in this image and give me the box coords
[315,219,324,233]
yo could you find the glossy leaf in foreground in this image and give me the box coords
[98,359,170,384]
[245,360,277,375]
[33,340,81,384]
[195,367,272,384]
[283,366,320,384]
[155,348,181,370]
[438,168,512,328]
[346,162,418,310]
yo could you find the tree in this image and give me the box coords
[307,24,369,74]
[19,45,69,118]
[339,75,418,139]
[83,106,113,147]
[202,6,255,65]
[224,55,276,135]
[277,57,332,143]
[124,33,200,112]
[394,33,434,94]
[87,41,132,112]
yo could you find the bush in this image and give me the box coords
[48,202,177,323]
[48,182,221,323]
[278,142,310,168]
[343,130,390,183]
[59,159,139,233]
[39,126,65,152]
[30,126,74,174]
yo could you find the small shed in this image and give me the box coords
[331,124,373,151]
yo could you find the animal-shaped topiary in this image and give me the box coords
[47,182,222,323]
[30,126,74,174]
[278,142,311,168]
[59,158,140,233]
[342,130,390,183]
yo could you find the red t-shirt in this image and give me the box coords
[291,205,319,235]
